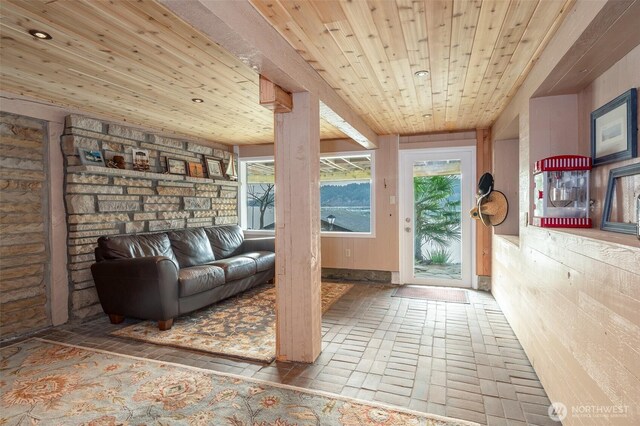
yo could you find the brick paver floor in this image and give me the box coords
[31,283,558,425]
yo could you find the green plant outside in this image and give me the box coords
[413,174,461,265]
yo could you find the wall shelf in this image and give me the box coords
[67,165,239,187]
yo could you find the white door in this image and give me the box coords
[399,148,475,287]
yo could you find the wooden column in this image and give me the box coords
[274,91,322,363]
[476,128,492,277]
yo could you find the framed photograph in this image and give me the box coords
[601,162,640,235]
[591,88,637,166]
[188,162,205,178]
[205,156,224,179]
[132,148,150,171]
[165,157,186,175]
[78,148,105,166]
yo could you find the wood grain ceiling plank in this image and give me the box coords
[323,19,398,129]
[396,0,435,130]
[444,0,481,130]
[1,3,266,121]
[425,0,454,130]
[467,0,539,122]
[339,0,405,120]
[457,0,511,127]
[479,0,571,123]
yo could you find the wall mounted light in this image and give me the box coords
[28,29,52,40]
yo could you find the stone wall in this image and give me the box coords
[0,112,51,339]
[63,115,238,320]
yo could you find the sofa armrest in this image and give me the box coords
[91,256,180,321]
[242,236,275,253]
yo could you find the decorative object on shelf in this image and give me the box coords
[225,153,238,181]
[106,155,125,169]
[132,149,150,171]
[204,156,224,179]
[165,157,187,175]
[78,148,105,166]
[591,88,637,166]
[187,161,205,178]
[601,162,640,235]
[533,155,592,228]
[469,172,508,227]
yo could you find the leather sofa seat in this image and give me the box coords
[179,265,225,297]
[92,225,274,330]
[241,251,275,272]
[210,256,257,281]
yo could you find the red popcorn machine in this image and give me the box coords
[533,155,592,228]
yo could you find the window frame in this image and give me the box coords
[238,151,375,238]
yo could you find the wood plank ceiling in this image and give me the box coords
[250,0,573,135]
[0,0,345,145]
[0,0,572,144]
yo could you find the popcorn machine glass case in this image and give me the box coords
[533,155,592,228]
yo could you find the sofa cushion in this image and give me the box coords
[97,233,178,267]
[178,265,225,297]
[209,256,256,281]
[241,251,275,272]
[204,225,244,259]
[168,228,215,268]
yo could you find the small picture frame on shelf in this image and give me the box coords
[591,88,637,166]
[601,162,640,235]
[78,148,105,167]
[205,157,224,179]
[132,148,150,171]
[165,157,187,175]
[187,162,205,178]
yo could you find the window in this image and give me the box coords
[240,152,374,236]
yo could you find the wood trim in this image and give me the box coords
[476,128,492,276]
[259,75,292,113]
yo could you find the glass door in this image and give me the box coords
[399,148,474,287]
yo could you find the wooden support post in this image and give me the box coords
[274,91,321,363]
[476,128,493,277]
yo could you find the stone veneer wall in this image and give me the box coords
[0,112,51,339]
[63,115,238,320]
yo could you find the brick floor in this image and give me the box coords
[29,284,558,425]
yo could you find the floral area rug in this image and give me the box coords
[0,339,478,426]
[111,282,353,363]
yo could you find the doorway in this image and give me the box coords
[399,148,475,287]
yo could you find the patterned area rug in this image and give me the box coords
[0,339,478,426]
[393,286,470,304]
[112,282,353,362]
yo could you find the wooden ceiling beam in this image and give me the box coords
[159,0,379,149]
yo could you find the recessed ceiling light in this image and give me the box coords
[423,113,432,117]
[191,98,204,103]
[28,29,52,40]
[414,70,429,77]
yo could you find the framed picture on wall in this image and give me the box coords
[187,162,205,178]
[205,157,224,179]
[601,162,640,234]
[165,157,187,175]
[78,148,105,167]
[590,88,638,166]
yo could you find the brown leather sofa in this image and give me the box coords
[91,225,274,330]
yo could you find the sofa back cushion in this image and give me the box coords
[97,233,178,267]
[167,228,216,268]
[204,225,244,259]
